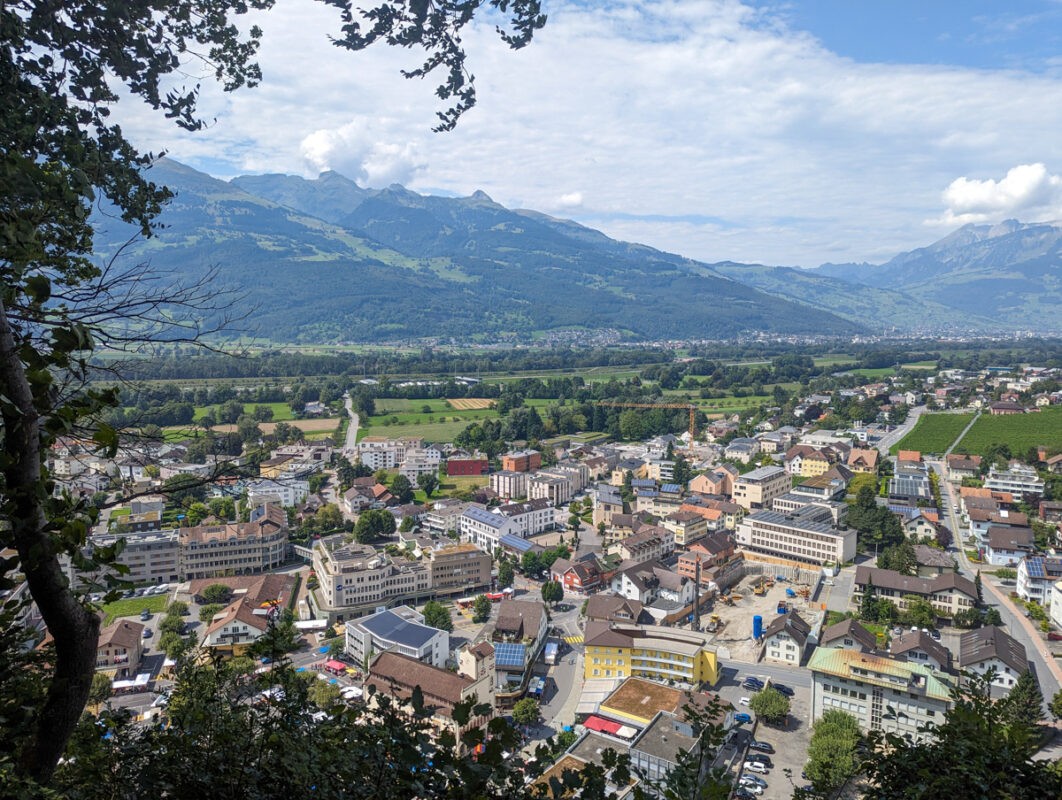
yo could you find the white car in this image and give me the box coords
[739,696,751,706]
[743,761,768,774]
[738,782,764,795]
[739,775,767,789]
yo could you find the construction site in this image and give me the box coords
[698,571,826,662]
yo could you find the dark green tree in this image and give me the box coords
[860,577,877,621]
[748,687,789,725]
[1050,689,1062,720]
[417,471,439,498]
[1004,670,1044,729]
[201,584,233,605]
[805,709,861,794]
[472,595,492,624]
[422,601,454,633]
[512,697,540,727]
[497,560,515,589]
[541,580,564,607]
[390,474,415,504]
[975,570,984,606]
[353,509,397,543]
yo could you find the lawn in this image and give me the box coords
[358,416,486,443]
[101,594,169,625]
[193,401,294,422]
[954,406,1062,457]
[891,412,976,455]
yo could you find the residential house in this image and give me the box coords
[593,485,626,527]
[202,600,272,656]
[911,544,956,577]
[946,454,982,483]
[760,611,811,666]
[550,555,604,595]
[889,629,952,673]
[958,626,1028,692]
[1016,555,1062,610]
[660,510,708,548]
[853,566,978,620]
[984,526,1036,567]
[847,448,879,474]
[95,619,145,679]
[584,595,648,626]
[819,619,877,653]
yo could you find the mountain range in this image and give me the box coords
[88,160,1061,343]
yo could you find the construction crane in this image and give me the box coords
[597,400,699,450]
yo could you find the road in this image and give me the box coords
[928,459,1062,699]
[341,394,360,454]
[875,404,926,454]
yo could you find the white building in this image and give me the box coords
[457,505,520,554]
[246,478,309,508]
[344,606,449,669]
[527,473,573,506]
[1017,556,1062,611]
[1050,580,1062,631]
[494,498,555,537]
[735,505,857,566]
[732,465,790,511]
[958,626,1028,692]
[761,611,811,666]
[984,463,1045,498]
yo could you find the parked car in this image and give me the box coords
[743,761,768,774]
[746,754,773,767]
[1048,631,1062,641]
[734,713,753,725]
[772,683,794,697]
[734,790,756,800]
[930,630,942,641]
[739,774,767,788]
[743,676,764,687]
[140,609,151,621]
[748,741,775,754]
[739,696,751,706]
[142,628,152,638]
[738,782,764,795]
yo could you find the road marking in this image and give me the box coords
[564,635,583,645]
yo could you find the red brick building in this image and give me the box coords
[501,449,541,473]
[446,457,489,476]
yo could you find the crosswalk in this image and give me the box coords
[563,635,583,645]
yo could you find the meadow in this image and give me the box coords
[953,407,1062,456]
[101,595,169,625]
[891,412,976,455]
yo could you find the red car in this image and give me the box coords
[1048,632,1062,641]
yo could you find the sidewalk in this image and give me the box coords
[983,577,1062,691]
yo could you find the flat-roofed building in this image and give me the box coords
[458,505,520,555]
[500,449,541,473]
[311,537,430,620]
[489,470,528,500]
[583,622,720,686]
[345,605,449,668]
[984,463,1045,499]
[427,543,492,597]
[808,647,952,741]
[735,505,857,566]
[732,465,790,511]
[495,498,555,537]
[178,504,288,580]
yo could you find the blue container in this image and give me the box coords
[752,614,763,639]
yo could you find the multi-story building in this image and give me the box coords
[583,621,720,685]
[808,647,952,741]
[494,498,555,537]
[659,510,708,548]
[1011,556,1062,611]
[889,461,932,501]
[458,505,520,554]
[732,466,790,511]
[421,499,470,536]
[345,606,449,669]
[397,446,443,481]
[178,504,288,580]
[527,473,572,506]
[246,477,309,508]
[500,449,541,473]
[853,566,978,620]
[610,561,695,608]
[958,626,1029,692]
[542,462,590,494]
[489,470,528,500]
[819,618,878,653]
[201,601,272,656]
[446,455,489,476]
[94,619,145,680]
[427,543,492,597]
[645,459,676,482]
[311,538,430,621]
[761,611,811,666]
[1050,580,1062,631]
[74,528,181,587]
[984,463,1046,499]
[616,526,675,565]
[593,485,625,527]
[735,505,857,566]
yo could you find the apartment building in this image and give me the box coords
[583,621,720,685]
[527,473,573,506]
[500,449,541,472]
[489,470,528,500]
[458,505,520,554]
[75,528,181,587]
[732,465,790,511]
[495,498,556,537]
[593,485,625,527]
[616,526,675,565]
[177,504,288,580]
[1017,556,1062,610]
[984,463,1046,499]
[735,505,857,566]
[427,543,492,597]
[853,566,978,620]
[246,477,309,508]
[345,606,449,669]
[659,510,708,547]
[421,499,470,536]
[808,648,952,741]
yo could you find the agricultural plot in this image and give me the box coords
[954,407,1062,456]
[210,418,340,435]
[891,412,976,455]
[193,401,294,421]
[447,398,495,410]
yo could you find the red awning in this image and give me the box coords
[325,660,347,672]
[583,715,622,735]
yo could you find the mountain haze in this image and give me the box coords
[91,160,862,343]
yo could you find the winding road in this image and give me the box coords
[342,393,360,454]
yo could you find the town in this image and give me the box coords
[11,348,1058,797]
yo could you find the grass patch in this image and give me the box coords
[101,594,169,625]
[954,406,1062,457]
[891,412,976,455]
[193,401,294,422]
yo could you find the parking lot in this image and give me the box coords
[707,575,826,663]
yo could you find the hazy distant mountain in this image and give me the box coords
[810,220,1062,328]
[90,160,862,343]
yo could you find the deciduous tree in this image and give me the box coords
[422,601,453,633]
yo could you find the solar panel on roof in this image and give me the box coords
[1026,558,1045,578]
[493,642,527,669]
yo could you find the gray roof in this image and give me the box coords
[462,505,509,529]
[820,618,877,651]
[890,630,952,670]
[761,611,811,646]
[854,566,978,601]
[959,625,1028,674]
[630,711,698,765]
[739,465,786,483]
[356,609,440,648]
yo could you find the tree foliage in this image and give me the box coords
[353,509,397,543]
[806,709,861,794]
[422,601,453,633]
[541,580,564,607]
[747,687,789,724]
[472,595,492,624]
[497,560,515,589]
[201,583,233,605]
[512,697,540,727]
[1004,670,1044,730]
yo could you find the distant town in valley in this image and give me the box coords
[21,337,1061,797]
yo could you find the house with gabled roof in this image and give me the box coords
[819,618,877,653]
[959,626,1028,692]
[760,611,811,666]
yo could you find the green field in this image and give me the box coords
[891,412,976,455]
[954,407,1062,457]
[193,401,294,421]
[101,595,169,626]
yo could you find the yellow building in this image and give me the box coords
[800,452,832,477]
[583,621,720,686]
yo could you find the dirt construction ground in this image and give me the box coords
[706,574,826,662]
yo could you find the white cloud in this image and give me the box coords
[105,0,1062,266]
[931,163,1062,225]
[556,191,584,208]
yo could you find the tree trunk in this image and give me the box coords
[0,298,100,784]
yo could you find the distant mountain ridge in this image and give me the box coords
[90,160,862,343]
[89,161,1061,342]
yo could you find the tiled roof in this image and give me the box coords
[959,626,1028,675]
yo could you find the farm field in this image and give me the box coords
[358,417,484,443]
[193,401,294,421]
[891,412,976,455]
[953,407,1062,456]
[447,398,494,410]
[211,418,340,435]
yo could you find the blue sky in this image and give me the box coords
[112,1,1062,268]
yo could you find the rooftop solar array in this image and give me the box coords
[493,642,527,669]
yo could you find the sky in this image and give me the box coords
[111,0,1062,268]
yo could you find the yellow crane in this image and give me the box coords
[597,400,699,450]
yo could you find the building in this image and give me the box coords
[760,611,811,666]
[610,561,696,612]
[177,504,288,580]
[446,455,489,476]
[629,711,704,786]
[584,595,648,626]
[95,619,145,679]
[808,647,952,740]
[819,618,878,653]
[489,470,528,500]
[984,463,1046,499]
[593,485,626,527]
[75,528,181,587]
[946,454,982,483]
[1050,581,1062,631]
[659,510,708,548]
[583,622,720,685]
[853,566,978,620]
[984,526,1036,566]
[345,606,449,669]
[366,652,493,753]
[458,505,520,554]
[616,526,675,565]
[201,600,272,656]
[527,473,573,506]
[889,460,932,501]
[427,543,492,597]
[495,498,555,537]
[245,477,309,508]
[732,465,790,511]
[551,555,604,595]
[889,629,952,673]
[311,538,430,620]
[958,626,1028,692]
[422,499,471,536]
[735,505,857,566]
[1017,556,1062,610]
[847,448,879,474]
[500,449,541,473]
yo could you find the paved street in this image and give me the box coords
[341,393,359,454]
[875,404,925,454]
